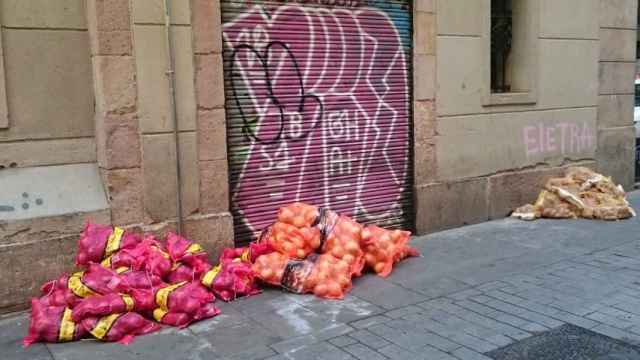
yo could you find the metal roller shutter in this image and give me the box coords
[221,0,414,245]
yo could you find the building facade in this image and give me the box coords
[0,0,637,312]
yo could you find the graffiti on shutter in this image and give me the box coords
[222,1,413,243]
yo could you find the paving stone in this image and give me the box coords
[350,275,427,310]
[0,313,52,360]
[477,298,564,329]
[343,343,388,360]
[451,347,493,360]
[350,315,391,329]
[384,306,424,319]
[221,345,277,360]
[281,341,355,360]
[194,321,281,357]
[417,319,499,353]
[289,295,384,324]
[270,323,353,354]
[377,344,431,360]
[329,336,359,348]
[348,329,391,350]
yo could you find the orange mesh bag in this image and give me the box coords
[80,312,161,344]
[277,202,319,228]
[303,254,352,300]
[268,222,321,259]
[320,216,365,277]
[361,225,412,278]
[23,300,87,346]
[252,252,289,285]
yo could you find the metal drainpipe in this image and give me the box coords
[163,0,183,234]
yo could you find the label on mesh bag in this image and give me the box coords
[281,254,318,294]
[67,271,97,298]
[314,208,339,247]
[104,227,124,258]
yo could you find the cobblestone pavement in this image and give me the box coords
[3,191,640,360]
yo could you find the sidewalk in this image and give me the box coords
[4,191,640,360]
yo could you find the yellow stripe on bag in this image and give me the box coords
[68,272,97,298]
[58,308,76,342]
[100,255,112,268]
[201,264,222,288]
[151,245,171,260]
[115,266,129,274]
[89,314,122,340]
[104,227,124,258]
[122,294,135,312]
[185,243,204,255]
[240,249,250,262]
[155,281,187,310]
[153,308,167,322]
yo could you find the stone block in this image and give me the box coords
[600,28,636,62]
[197,108,228,161]
[437,0,485,36]
[0,164,109,222]
[414,140,437,185]
[183,213,234,261]
[0,235,79,312]
[414,11,436,55]
[415,0,435,12]
[142,134,178,222]
[179,132,200,217]
[415,177,489,234]
[192,0,222,54]
[103,168,144,225]
[437,108,597,180]
[599,62,636,95]
[0,30,94,141]
[0,138,96,169]
[487,166,567,219]
[540,0,599,40]
[195,54,225,109]
[96,113,141,170]
[414,54,436,101]
[87,0,131,31]
[599,0,638,29]
[414,100,436,143]
[93,55,137,116]
[132,0,191,25]
[173,26,197,131]
[199,159,230,214]
[1,0,87,29]
[0,210,110,246]
[598,94,634,128]
[133,25,171,133]
[596,126,636,190]
[90,30,132,56]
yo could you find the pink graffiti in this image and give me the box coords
[224,5,410,235]
[523,122,596,158]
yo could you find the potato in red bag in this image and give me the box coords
[152,302,220,328]
[39,275,80,308]
[252,252,289,285]
[134,237,173,277]
[71,293,136,322]
[268,222,321,259]
[321,216,365,277]
[361,225,412,277]
[118,269,165,290]
[201,259,260,302]
[75,221,141,267]
[277,202,319,228]
[166,262,211,284]
[166,232,209,268]
[67,263,128,298]
[81,312,161,344]
[23,300,87,346]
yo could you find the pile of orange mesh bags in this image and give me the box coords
[512,167,636,221]
[252,203,419,300]
[24,222,266,347]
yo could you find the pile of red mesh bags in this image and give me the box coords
[252,203,419,300]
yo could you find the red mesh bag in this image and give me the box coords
[219,241,274,263]
[152,302,220,328]
[252,252,289,285]
[361,225,412,277]
[23,300,87,346]
[75,222,141,267]
[201,259,260,302]
[100,247,138,271]
[119,269,165,290]
[71,293,137,322]
[277,202,319,228]
[134,237,172,278]
[166,232,210,268]
[321,216,365,277]
[303,254,352,300]
[166,262,211,284]
[268,222,321,259]
[39,275,80,308]
[81,312,161,344]
[67,263,127,298]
